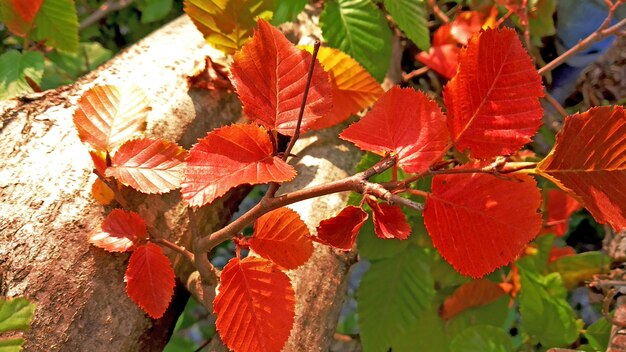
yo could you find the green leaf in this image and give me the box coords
[450,325,513,352]
[582,317,611,351]
[392,304,448,352]
[137,0,174,23]
[358,246,435,352]
[446,294,511,336]
[31,0,79,52]
[383,0,429,50]
[320,0,392,82]
[41,42,113,89]
[529,0,556,39]
[357,220,410,260]
[0,50,44,100]
[271,0,306,25]
[0,297,36,332]
[548,251,610,289]
[518,260,579,347]
[0,338,25,352]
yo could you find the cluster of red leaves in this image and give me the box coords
[71,14,626,352]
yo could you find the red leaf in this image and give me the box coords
[1,0,43,36]
[231,19,332,136]
[73,85,150,152]
[314,206,368,251]
[340,87,450,174]
[367,198,411,240]
[125,243,176,319]
[181,124,297,207]
[416,44,459,79]
[187,56,234,92]
[544,190,582,236]
[89,209,147,252]
[444,28,544,159]
[548,246,576,263]
[106,138,187,194]
[214,257,295,352]
[249,207,314,269]
[537,106,626,231]
[424,166,542,278]
[89,150,108,174]
[440,279,506,320]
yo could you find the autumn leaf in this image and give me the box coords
[181,123,297,207]
[301,46,383,130]
[231,19,332,136]
[89,209,147,252]
[340,86,449,174]
[106,138,187,194]
[424,166,542,278]
[416,44,459,79]
[214,256,295,352]
[440,279,506,320]
[543,189,582,236]
[314,205,368,251]
[183,0,274,54]
[367,197,411,240]
[91,178,115,205]
[249,207,314,269]
[444,28,544,159]
[450,11,485,45]
[536,106,626,231]
[89,150,107,174]
[125,243,176,319]
[548,246,576,263]
[73,85,150,152]
[0,0,43,36]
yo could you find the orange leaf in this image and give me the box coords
[214,256,295,352]
[314,206,368,251]
[90,178,114,205]
[125,243,176,319]
[231,19,332,136]
[181,123,297,207]
[89,209,147,252]
[415,44,459,79]
[440,279,506,320]
[89,150,108,174]
[543,189,582,236]
[367,198,411,240]
[1,0,43,36]
[302,46,383,130]
[73,85,150,152]
[106,138,187,194]
[444,28,544,159]
[249,207,314,269]
[424,166,542,278]
[340,87,450,174]
[537,106,626,231]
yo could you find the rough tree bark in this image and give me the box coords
[0,13,365,352]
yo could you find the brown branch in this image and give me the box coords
[196,155,400,256]
[538,6,626,76]
[153,237,195,264]
[79,0,135,31]
[402,66,430,81]
[428,0,450,23]
[542,91,568,119]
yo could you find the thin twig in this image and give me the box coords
[79,0,135,31]
[538,8,626,76]
[495,8,515,28]
[153,237,195,264]
[542,91,568,118]
[402,66,430,81]
[93,168,128,208]
[428,0,450,23]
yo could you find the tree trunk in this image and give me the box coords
[0,13,364,352]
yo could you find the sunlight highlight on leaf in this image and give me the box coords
[89,209,147,252]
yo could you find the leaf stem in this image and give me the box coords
[153,237,195,264]
[428,0,450,23]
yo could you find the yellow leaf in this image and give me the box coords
[302,46,383,130]
[91,178,115,205]
[184,0,274,54]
